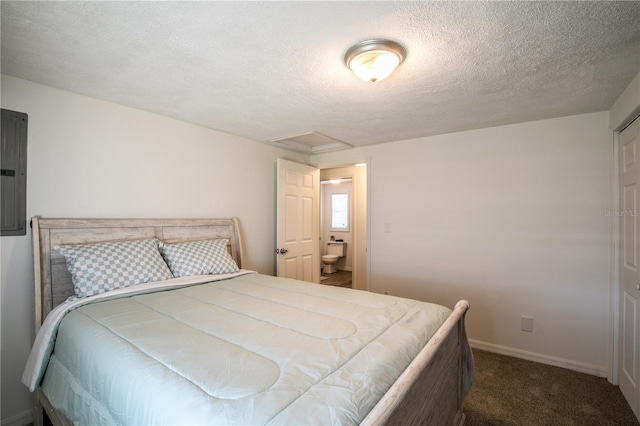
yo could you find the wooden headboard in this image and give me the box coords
[32,217,244,333]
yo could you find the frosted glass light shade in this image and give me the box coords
[344,39,406,83]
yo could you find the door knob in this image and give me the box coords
[279,248,288,254]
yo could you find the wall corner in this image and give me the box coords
[610,71,640,131]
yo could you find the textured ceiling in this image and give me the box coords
[2,1,639,149]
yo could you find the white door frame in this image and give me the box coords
[612,113,640,426]
[612,115,640,387]
[615,117,640,420]
[312,156,371,292]
[610,128,620,385]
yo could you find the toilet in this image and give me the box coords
[322,242,346,274]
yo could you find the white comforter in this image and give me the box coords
[23,272,452,425]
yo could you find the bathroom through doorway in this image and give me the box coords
[319,164,367,291]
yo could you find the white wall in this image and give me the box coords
[313,112,612,375]
[0,74,614,421]
[0,75,307,423]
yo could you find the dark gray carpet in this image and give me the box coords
[464,349,639,426]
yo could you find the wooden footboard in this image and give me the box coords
[362,300,471,426]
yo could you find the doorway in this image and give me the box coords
[319,164,367,291]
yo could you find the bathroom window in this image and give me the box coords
[331,193,349,231]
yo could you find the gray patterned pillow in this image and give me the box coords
[55,239,173,298]
[159,239,239,278]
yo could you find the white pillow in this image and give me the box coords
[159,239,239,278]
[55,238,173,298]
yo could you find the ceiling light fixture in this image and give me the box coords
[344,39,406,83]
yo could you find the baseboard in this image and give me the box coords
[469,339,608,378]
[1,410,33,426]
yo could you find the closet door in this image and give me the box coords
[620,116,640,420]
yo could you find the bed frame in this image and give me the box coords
[31,216,471,426]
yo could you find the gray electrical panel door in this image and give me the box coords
[1,109,28,236]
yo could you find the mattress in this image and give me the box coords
[24,272,452,425]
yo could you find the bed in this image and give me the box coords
[23,216,473,425]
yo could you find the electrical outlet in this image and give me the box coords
[521,316,534,332]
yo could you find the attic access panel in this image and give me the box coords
[267,132,353,154]
[1,109,28,236]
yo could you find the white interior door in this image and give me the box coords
[619,116,640,420]
[276,159,320,283]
